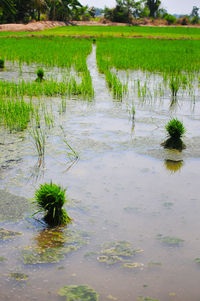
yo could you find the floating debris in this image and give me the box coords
[163,202,174,209]
[9,272,28,281]
[123,262,144,269]
[97,255,123,265]
[22,228,89,264]
[138,297,159,301]
[107,295,118,300]
[58,284,99,301]
[195,258,200,263]
[84,252,98,257]
[124,207,140,213]
[0,228,22,241]
[148,261,162,267]
[156,234,184,246]
[0,256,7,262]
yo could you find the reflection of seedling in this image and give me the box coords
[36,68,44,82]
[164,159,183,173]
[0,59,4,69]
[34,182,71,226]
[22,228,89,264]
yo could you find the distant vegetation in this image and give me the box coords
[0,0,199,25]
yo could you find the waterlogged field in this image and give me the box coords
[0,36,200,301]
[1,25,200,39]
[96,38,200,99]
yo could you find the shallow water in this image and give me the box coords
[0,61,76,82]
[0,45,200,301]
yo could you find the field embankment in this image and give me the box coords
[0,21,66,32]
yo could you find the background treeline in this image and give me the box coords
[0,0,199,25]
[0,0,95,23]
[104,0,200,25]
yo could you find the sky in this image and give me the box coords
[80,0,200,15]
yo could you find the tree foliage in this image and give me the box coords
[104,0,147,23]
[0,0,83,23]
[146,0,161,18]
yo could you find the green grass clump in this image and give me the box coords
[36,68,44,82]
[169,75,181,97]
[0,98,34,132]
[0,78,94,99]
[0,59,4,69]
[166,118,186,139]
[35,182,71,226]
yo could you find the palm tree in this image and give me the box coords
[33,0,45,20]
[45,0,82,21]
[44,0,61,20]
[1,0,16,14]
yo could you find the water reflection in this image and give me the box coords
[169,96,179,112]
[34,226,65,249]
[164,159,184,173]
[28,159,45,183]
[162,137,186,151]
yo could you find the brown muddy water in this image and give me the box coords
[0,45,200,301]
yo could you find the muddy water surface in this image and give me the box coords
[0,45,200,301]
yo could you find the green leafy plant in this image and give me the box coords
[162,118,186,151]
[165,118,186,139]
[34,182,71,226]
[169,75,181,97]
[0,59,4,69]
[36,68,44,82]
[29,127,45,159]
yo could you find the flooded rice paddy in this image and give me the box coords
[0,45,200,301]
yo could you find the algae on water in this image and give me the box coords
[0,256,7,262]
[96,241,144,268]
[123,262,144,269]
[0,228,22,241]
[9,272,28,281]
[101,241,134,257]
[138,297,159,301]
[22,228,89,264]
[156,234,184,246]
[58,285,99,301]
